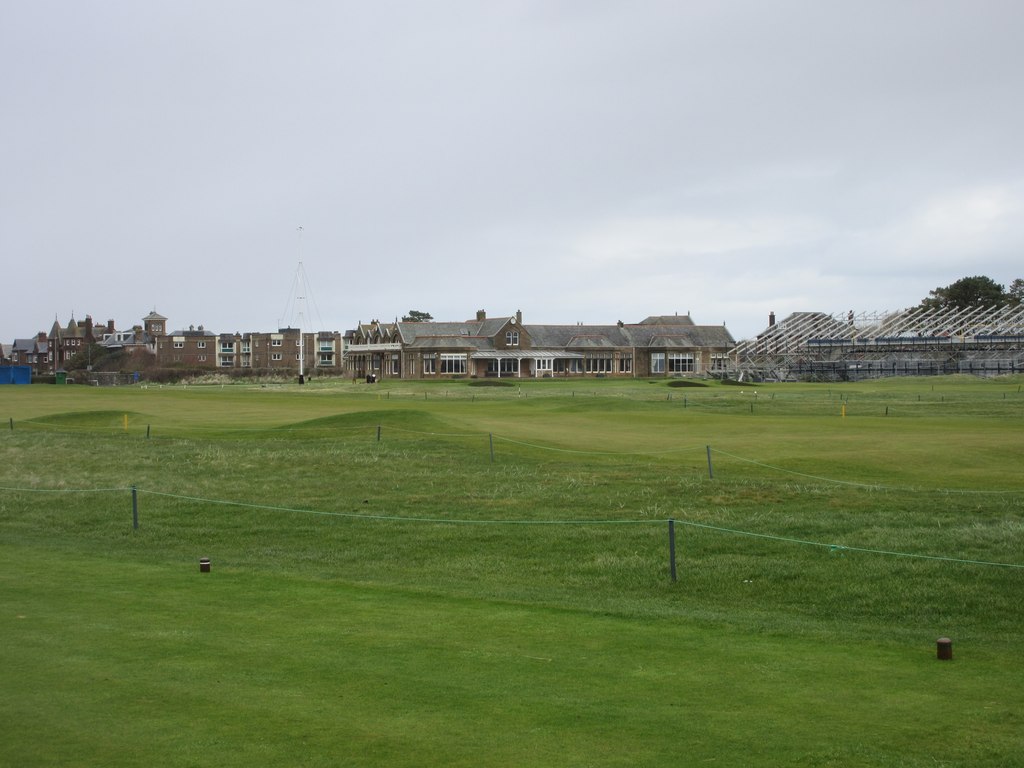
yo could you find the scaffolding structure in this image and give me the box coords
[732,304,1024,381]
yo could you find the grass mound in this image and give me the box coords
[28,410,147,428]
[282,408,456,433]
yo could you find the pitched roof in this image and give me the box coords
[637,314,696,326]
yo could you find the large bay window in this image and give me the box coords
[440,353,467,374]
[668,352,694,373]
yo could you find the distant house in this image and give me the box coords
[48,314,123,372]
[96,311,165,359]
[10,333,49,375]
[344,310,735,380]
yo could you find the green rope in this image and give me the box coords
[2,481,1021,568]
[672,518,1024,569]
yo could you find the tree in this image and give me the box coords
[920,275,1006,310]
[64,343,109,372]
[1008,278,1024,306]
[401,310,433,322]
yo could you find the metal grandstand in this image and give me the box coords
[732,304,1024,381]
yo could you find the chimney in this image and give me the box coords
[516,309,522,324]
[476,309,486,321]
[769,311,776,327]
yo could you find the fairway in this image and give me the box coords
[2,376,1023,766]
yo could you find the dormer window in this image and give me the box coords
[506,331,519,346]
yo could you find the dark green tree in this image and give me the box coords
[920,275,1007,310]
[1007,278,1024,306]
[401,310,434,322]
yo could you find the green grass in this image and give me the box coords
[2,375,1023,765]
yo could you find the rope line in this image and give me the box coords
[491,434,702,456]
[0,484,128,494]
[710,448,898,490]
[3,482,1019,569]
[135,488,647,525]
[710,447,1024,495]
[673,519,1024,569]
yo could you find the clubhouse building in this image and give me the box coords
[343,310,735,380]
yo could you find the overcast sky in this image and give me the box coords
[3,1,1022,342]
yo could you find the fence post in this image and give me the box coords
[8,418,12,431]
[131,485,139,530]
[489,433,495,463]
[668,519,677,582]
[706,445,714,479]
[377,425,381,442]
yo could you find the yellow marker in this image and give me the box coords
[841,404,846,418]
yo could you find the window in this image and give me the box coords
[440,353,467,374]
[319,353,333,365]
[555,358,582,374]
[220,343,234,353]
[506,331,519,346]
[619,355,632,373]
[650,352,665,374]
[272,353,283,362]
[198,355,207,362]
[487,358,518,376]
[390,354,400,375]
[535,358,553,373]
[668,352,694,373]
[271,338,283,347]
[220,357,233,367]
[711,354,729,371]
[423,355,436,375]
[319,341,334,352]
[585,354,613,373]
[241,343,251,353]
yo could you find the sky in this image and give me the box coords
[3,1,1023,342]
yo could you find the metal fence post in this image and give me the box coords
[668,519,677,582]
